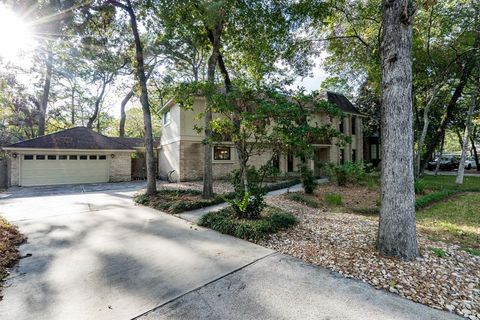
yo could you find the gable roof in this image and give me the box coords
[110,137,145,149]
[3,127,136,150]
[325,91,362,116]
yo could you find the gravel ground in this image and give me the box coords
[261,195,480,319]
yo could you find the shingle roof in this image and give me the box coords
[4,127,135,150]
[110,137,145,149]
[326,91,362,116]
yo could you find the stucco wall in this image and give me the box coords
[109,152,132,182]
[158,140,180,180]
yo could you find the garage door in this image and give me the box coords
[20,154,109,186]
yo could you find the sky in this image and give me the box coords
[291,61,329,92]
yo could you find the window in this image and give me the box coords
[99,155,107,160]
[47,155,56,160]
[287,153,294,172]
[340,149,345,164]
[351,116,356,135]
[213,146,231,161]
[24,155,34,160]
[163,110,171,125]
[352,149,356,162]
[69,155,78,160]
[339,118,344,133]
[36,155,45,160]
[89,155,97,160]
[79,155,88,160]
[59,155,68,160]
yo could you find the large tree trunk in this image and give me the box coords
[111,0,157,195]
[202,25,223,199]
[119,90,134,137]
[456,77,478,184]
[377,0,418,260]
[38,46,54,136]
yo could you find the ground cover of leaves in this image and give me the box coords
[261,195,480,319]
[0,217,26,300]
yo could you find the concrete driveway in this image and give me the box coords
[0,184,461,320]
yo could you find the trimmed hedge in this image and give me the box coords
[199,206,297,241]
[415,189,460,210]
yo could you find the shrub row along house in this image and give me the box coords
[1,91,363,187]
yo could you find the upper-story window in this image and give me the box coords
[339,118,344,133]
[351,116,356,135]
[163,110,171,125]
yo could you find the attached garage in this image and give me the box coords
[2,127,141,187]
[20,153,109,186]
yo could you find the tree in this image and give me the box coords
[104,0,157,195]
[457,76,479,184]
[377,0,418,259]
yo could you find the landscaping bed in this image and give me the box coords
[199,205,296,241]
[135,189,228,214]
[0,217,26,299]
[261,190,480,319]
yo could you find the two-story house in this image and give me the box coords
[158,91,364,181]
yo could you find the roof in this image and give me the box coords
[3,127,136,150]
[325,91,363,116]
[110,137,145,149]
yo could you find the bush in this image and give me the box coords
[429,247,446,258]
[325,192,342,206]
[321,161,371,186]
[230,166,267,219]
[414,179,427,195]
[299,164,317,194]
[415,189,459,210]
[199,206,297,240]
[287,193,319,208]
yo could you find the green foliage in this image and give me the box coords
[322,162,372,187]
[264,179,301,192]
[135,189,224,214]
[428,247,446,258]
[299,163,317,194]
[230,166,267,219]
[415,189,459,210]
[325,193,342,206]
[414,179,427,195]
[199,206,297,241]
[287,193,319,208]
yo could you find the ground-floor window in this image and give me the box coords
[352,149,356,162]
[213,146,231,161]
[287,153,294,172]
[340,149,345,164]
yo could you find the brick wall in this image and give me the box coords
[109,152,132,182]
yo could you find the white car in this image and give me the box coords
[465,157,478,170]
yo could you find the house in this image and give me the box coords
[1,127,146,187]
[158,91,364,181]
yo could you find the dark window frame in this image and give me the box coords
[213,146,231,161]
[79,155,88,160]
[69,155,78,160]
[99,155,107,160]
[36,155,46,160]
[59,155,68,160]
[24,155,34,160]
[351,116,356,135]
[89,155,98,160]
[352,149,356,162]
[47,155,57,160]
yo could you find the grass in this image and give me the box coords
[417,192,480,255]
[0,217,26,285]
[324,192,342,206]
[135,189,231,214]
[199,206,297,241]
[421,175,480,192]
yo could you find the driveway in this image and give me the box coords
[0,184,461,320]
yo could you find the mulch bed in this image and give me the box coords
[0,217,26,299]
[261,196,480,319]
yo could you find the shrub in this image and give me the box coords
[287,193,319,208]
[230,166,267,219]
[321,161,371,186]
[415,189,459,210]
[414,179,427,195]
[199,206,297,240]
[325,192,342,206]
[299,164,317,194]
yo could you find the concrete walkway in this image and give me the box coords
[177,178,328,224]
[0,184,461,320]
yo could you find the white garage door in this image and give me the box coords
[21,153,109,186]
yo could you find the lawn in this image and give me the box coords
[417,192,480,254]
[421,175,480,191]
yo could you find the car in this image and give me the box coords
[465,157,478,170]
[427,155,460,171]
